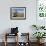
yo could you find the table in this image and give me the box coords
[4,33,30,46]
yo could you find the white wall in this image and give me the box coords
[0,0,37,42]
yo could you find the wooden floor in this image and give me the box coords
[0,42,46,46]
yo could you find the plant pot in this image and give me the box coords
[37,39,45,44]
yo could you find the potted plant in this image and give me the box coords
[33,32,46,43]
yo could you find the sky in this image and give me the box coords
[12,8,25,13]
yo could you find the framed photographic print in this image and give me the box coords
[10,7,26,20]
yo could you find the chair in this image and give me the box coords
[4,27,19,46]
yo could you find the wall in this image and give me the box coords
[0,0,37,42]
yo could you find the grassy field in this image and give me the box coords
[13,13,24,17]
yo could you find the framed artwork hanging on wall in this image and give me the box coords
[10,7,26,20]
